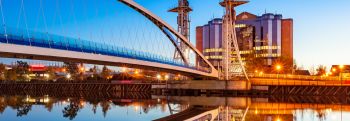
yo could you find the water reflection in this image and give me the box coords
[0,91,170,121]
[0,92,350,121]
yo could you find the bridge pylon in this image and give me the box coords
[220,0,249,81]
[169,0,192,64]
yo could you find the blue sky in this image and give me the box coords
[1,0,350,69]
[138,0,350,69]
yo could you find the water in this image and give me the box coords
[0,92,349,121]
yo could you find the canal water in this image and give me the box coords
[0,91,349,121]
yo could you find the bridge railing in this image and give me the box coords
[249,73,350,81]
[0,27,211,73]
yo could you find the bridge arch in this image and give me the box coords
[118,0,218,78]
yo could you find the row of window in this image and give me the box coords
[235,24,247,28]
[204,48,253,55]
[253,46,281,50]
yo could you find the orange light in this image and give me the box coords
[332,68,336,72]
[276,65,282,71]
[122,67,127,72]
[62,68,66,72]
[80,67,85,72]
[255,70,258,73]
[156,74,161,79]
[339,65,344,69]
[165,75,169,80]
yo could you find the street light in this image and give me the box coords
[122,67,127,72]
[79,67,85,72]
[276,65,282,71]
[165,75,169,80]
[156,74,161,82]
[66,74,71,80]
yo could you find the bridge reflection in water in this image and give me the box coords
[0,90,349,121]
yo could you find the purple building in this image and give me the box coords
[196,12,293,70]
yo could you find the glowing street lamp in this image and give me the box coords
[122,67,127,72]
[156,74,161,80]
[165,75,169,80]
[276,65,282,71]
[66,74,71,80]
[79,67,85,72]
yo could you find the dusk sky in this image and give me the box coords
[1,0,350,70]
[140,0,350,69]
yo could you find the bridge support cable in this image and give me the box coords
[0,0,7,43]
[38,0,51,48]
[16,0,31,46]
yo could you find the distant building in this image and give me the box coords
[196,12,293,70]
[330,65,350,76]
[294,70,311,75]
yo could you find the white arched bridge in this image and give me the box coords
[0,0,218,78]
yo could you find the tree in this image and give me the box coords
[316,65,327,76]
[63,62,79,81]
[5,69,17,81]
[0,63,5,81]
[245,51,266,73]
[101,66,111,80]
[309,65,316,75]
[46,67,56,81]
[89,65,100,81]
[15,61,30,81]
[62,102,80,120]
[16,104,32,117]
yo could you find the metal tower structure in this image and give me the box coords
[220,0,249,80]
[169,0,192,63]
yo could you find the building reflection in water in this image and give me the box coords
[0,92,349,121]
[158,96,348,121]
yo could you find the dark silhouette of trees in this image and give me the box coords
[16,104,32,117]
[62,102,80,120]
[5,69,17,81]
[101,66,111,81]
[316,65,327,76]
[88,65,100,81]
[0,63,5,81]
[63,62,79,81]
[100,101,111,117]
[46,67,56,81]
[16,61,31,81]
